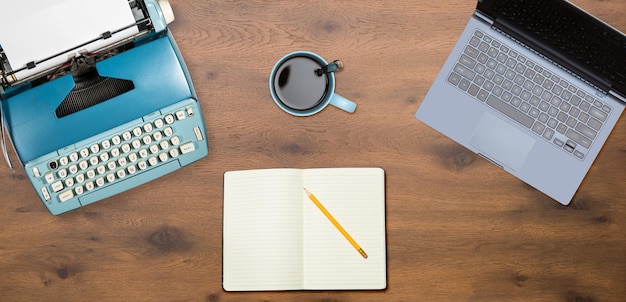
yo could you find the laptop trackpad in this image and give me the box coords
[469,112,535,171]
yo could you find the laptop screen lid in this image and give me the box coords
[478,0,626,102]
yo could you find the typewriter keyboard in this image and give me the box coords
[25,99,208,215]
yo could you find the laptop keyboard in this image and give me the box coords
[447,30,612,160]
[25,98,207,215]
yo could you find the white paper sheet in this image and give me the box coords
[0,0,139,80]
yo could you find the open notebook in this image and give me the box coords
[223,168,387,291]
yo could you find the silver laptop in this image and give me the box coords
[416,0,625,205]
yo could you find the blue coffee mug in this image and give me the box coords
[269,51,357,116]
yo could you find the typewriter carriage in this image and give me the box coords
[0,0,175,96]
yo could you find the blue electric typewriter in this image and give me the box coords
[0,0,208,215]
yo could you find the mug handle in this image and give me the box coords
[329,93,357,113]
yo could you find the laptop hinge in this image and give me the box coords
[609,90,626,104]
[474,11,494,25]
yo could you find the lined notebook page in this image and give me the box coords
[223,168,386,291]
[302,168,386,289]
[223,169,305,291]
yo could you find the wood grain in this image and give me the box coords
[1,0,624,301]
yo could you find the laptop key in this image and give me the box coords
[575,122,597,140]
[486,95,534,128]
[459,79,471,91]
[474,75,485,86]
[574,150,585,159]
[543,128,555,140]
[468,84,480,97]
[464,45,480,59]
[469,37,480,48]
[565,129,592,148]
[587,117,602,131]
[477,89,489,102]
[459,54,477,68]
[447,72,462,86]
[554,138,565,147]
[532,122,546,135]
[453,64,475,80]
[588,106,608,122]
[478,42,490,52]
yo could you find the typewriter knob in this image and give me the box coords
[157,0,175,24]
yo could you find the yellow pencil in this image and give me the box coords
[304,188,368,259]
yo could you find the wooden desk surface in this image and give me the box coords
[1,1,624,301]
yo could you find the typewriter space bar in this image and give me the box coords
[78,160,181,206]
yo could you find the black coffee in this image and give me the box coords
[273,56,329,111]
